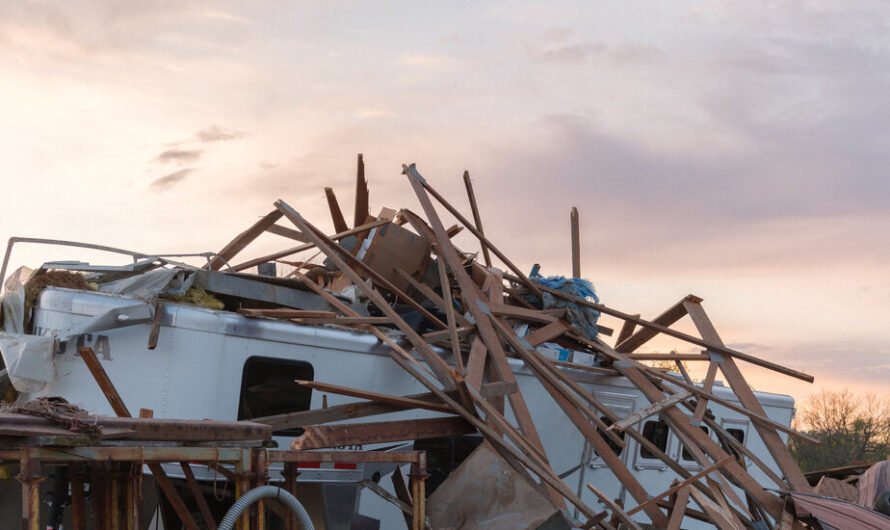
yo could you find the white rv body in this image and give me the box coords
[21,286,794,529]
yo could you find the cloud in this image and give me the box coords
[155,148,202,164]
[150,168,195,190]
[196,125,247,142]
[532,41,664,66]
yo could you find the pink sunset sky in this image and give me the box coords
[1,1,888,405]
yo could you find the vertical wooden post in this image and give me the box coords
[463,170,492,267]
[253,449,269,530]
[110,465,121,530]
[18,447,41,530]
[282,464,298,530]
[70,464,88,530]
[409,460,427,530]
[570,207,580,278]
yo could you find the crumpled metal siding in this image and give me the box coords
[788,491,890,530]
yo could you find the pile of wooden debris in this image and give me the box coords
[195,156,827,529]
[8,155,887,529]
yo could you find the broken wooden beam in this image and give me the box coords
[291,416,475,450]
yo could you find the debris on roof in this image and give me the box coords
[0,155,862,529]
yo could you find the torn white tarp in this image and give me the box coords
[0,332,55,392]
[1,266,33,334]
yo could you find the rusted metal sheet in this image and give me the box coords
[788,491,890,530]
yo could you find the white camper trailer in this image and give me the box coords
[2,279,794,529]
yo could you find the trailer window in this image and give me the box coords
[681,426,710,460]
[238,357,313,435]
[727,428,745,445]
[594,417,625,457]
[640,420,669,459]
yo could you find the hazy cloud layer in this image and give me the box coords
[155,148,203,164]
[196,125,246,143]
[151,168,195,190]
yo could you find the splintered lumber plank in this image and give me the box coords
[588,340,786,519]
[526,320,570,346]
[291,316,392,325]
[79,347,131,417]
[239,309,338,319]
[265,223,310,243]
[515,280,815,383]
[488,317,678,527]
[491,316,623,437]
[463,170,492,267]
[687,487,738,530]
[570,207,581,278]
[78,347,200,530]
[402,166,551,464]
[391,467,415,529]
[292,416,475,450]
[291,217,448,330]
[551,360,618,376]
[607,391,692,432]
[406,164,541,297]
[180,463,217,530]
[626,353,709,361]
[294,380,453,414]
[683,300,812,491]
[615,316,638,345]
[615,296,699,352]
[646,369,819,444]
[293,252,595,519]
[586,484,643,530]
[354,153,369,228]
[465,336,488,388]
[490,303,563,323]
[209,209,284,270]
[478,381,517,399]
[253,390,447,429]
[421,326,474,344]
[324,187,349,233]
[276,202,455,387]
[693,359,720,423]
[625,455,733,517]
[231,218,391,272]
[436,249,465,373]
[666,486,691,530]
[701,415,786,487]
[395,268,472,327]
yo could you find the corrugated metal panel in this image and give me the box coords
[788,492,890,530]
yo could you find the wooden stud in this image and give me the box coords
[276,202,456,386]
[294,380,453,413]
[666,486,691,530]
[324,187,349,233]
[570,207,580,278]
[79,347,131,417]
[208,209,284,270]
[180,462,218,530]
[354,153,369,228]
[406,164,541,297]
[683,300,812,491]
[231,217,391,272]
[463,170,492,267]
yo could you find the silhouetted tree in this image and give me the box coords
[791,389,890,472]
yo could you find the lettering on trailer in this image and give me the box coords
[35,327,114,361]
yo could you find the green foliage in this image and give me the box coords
[791,389,890,472]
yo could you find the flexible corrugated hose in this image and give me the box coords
[217,485,315,530]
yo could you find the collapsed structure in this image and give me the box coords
[1,156,887,529]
